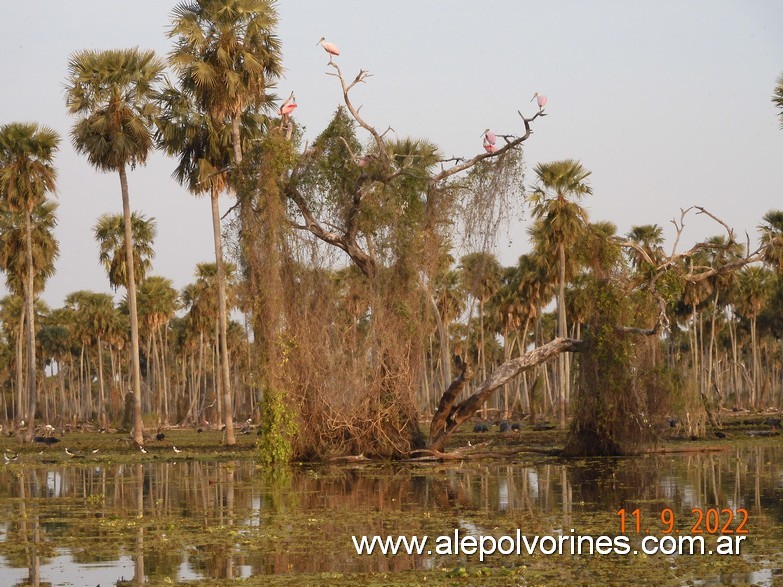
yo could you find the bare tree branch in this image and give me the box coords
[695,206,735,242]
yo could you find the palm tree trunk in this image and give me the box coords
[728,309,741,408]
[231,116,243,166]
[109,348,117,421]
[479,300,486,379]
[211,186,236,445]
[97,336,106,429]
[161,327,170,425]
[15,310,25,430]
[151,329,160,424]
[751,315,759,409]
[23,210,37,442]
[143,334,152,412]
[427,291,451,391]
[119,164,144,445]
[197,332,205,419]
[706,291,720,409]
[557,241,568,428]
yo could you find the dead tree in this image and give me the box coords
[428,338,584,452]
[267,55,770,459]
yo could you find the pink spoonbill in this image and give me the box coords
[482,128,497,146]
[279,92,297,116]
[483,138,498,154]
[317,37,340,63]
[531,92,547,112]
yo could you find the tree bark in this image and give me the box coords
[211,186,236,445]
[557,241,569,429]
[97,337,106,429]
[23,210,37,442]
[119,164,144,445]
[15,308,25,432]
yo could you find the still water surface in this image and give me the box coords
[1,446,783,585]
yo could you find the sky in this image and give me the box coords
[1,1,781,308]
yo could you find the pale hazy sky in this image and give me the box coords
[1,1,782,308]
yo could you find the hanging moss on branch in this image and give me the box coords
[563,279,678,456]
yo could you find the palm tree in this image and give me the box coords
[529,159,592,427]
[181,263,237,427]
[737,266,773,407]
[167,0,282,164]
[0,123,59,440]
[80,293,116,428]
[156,87,245,444]
[459,252,502,381]
[760,210,783,271]
[37,315,72,423]
[626,224,665,274]
[0,198,59,429]
[773,73,783,129]
[164,0,282,445]
[136,276,179,424]
[94,213,156,291]
[66,47,165,445]
[0,200,60,296]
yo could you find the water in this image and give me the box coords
[1,446,782,585]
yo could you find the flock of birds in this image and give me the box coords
[473,420,524,433]
[294,37,549,156]
[0,418,262,463]
[482,93,547,153]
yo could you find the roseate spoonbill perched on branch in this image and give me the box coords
[483,138,498,154]
[279,92,297,116]
[482,128,496,146]
[317,37,340,63]
[531,92,547,112]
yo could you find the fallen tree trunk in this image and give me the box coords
[427,337,585,452]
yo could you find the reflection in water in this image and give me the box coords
[134,463,144,587]
[0,446,781,584]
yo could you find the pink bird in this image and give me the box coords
[531,92,547,112]
[317,37,340,63]
[482,129,496,146]
[279,92,297,116]
[483,138,498,154]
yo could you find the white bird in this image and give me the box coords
[139,446,147,454]
[4,452,18,462]
[173,446,182,454]
[64,448,76,457]
[92,448,99,454]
